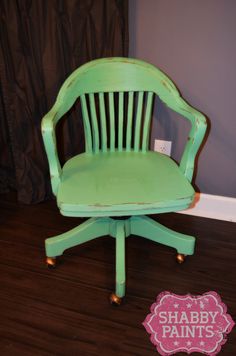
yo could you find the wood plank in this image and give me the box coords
[108,93,115,152]
[126,92,134,151]
[89,93,100,153]
[81,94,93,153]
[118,92,124,151]
[134,91,144,152]
[98,93,108,152]
[142,92,154,152]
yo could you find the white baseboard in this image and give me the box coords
[178,193,236,222]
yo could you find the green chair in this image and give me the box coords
[41,58,207,304]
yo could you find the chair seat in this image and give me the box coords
[57,151,194,217]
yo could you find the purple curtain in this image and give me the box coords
[0,0,128,203]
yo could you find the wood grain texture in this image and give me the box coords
[0,193,235,355]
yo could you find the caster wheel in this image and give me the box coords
[176,253,186,264]
[110,293,122,306]
[46,257,56,269]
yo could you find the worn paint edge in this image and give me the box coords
[178,193,236,222]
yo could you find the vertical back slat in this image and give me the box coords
[126,91,134,151]
[108,92,115,151]
[89,93,99,153]
[134,91,144,152]
[118,92,124,151]
[81,94,92,153]
[82,90,153,154]
[142,92,154,152]
[99,93,107,152]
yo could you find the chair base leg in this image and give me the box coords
[45,217,112,257]
[130,215,195,256]
[45,215,195,301]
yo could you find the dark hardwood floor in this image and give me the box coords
[0,193,235,355]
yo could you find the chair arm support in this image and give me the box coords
[175,98,207,182]
[41,109,62,195]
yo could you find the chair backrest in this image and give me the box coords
[55,58,182,153]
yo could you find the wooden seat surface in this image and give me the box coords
[57,150,194,217]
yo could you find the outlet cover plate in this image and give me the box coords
[154,139,172,156]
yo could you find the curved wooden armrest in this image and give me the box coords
[41,108,62,195]
[173,97,207,181]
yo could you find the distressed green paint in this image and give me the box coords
[130,216,195,255]
[126,91,134,151]
[142,92,154,152]
[57,151,194,216]
[89,93,100,153]
[45,216,195,297]
[108,92,115,151]
[98,93,107,152]
[81,94,92,153]
[41,57,207,299]
[118,92,124,151]
[134,91,144,152]
[115,221,126,297]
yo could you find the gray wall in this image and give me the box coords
[129,0,236,198]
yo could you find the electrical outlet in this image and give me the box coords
[154,139,172,156]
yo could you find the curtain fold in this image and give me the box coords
[0,0,128,203]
